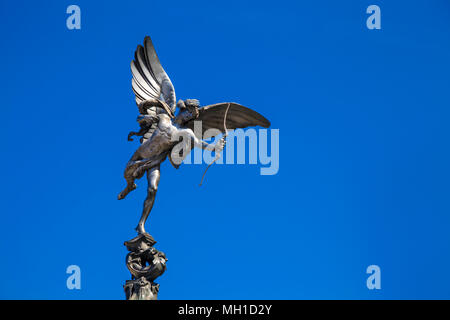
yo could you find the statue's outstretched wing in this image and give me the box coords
[184,103,270,139]
[131,36,176,111]
[130,36,176,143]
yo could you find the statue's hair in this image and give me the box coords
[175,99,199,125]
[176,99,186,109]
[184,99,200,107]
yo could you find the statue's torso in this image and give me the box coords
[134,116,178,160]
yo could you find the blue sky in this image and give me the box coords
[1,0,450,299]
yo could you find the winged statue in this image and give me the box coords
[118,36,270,236]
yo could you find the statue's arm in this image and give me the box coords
[185,129,225,151]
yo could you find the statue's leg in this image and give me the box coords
[118,161,140,200]
[118,178,137,200]
[136,165,160,234]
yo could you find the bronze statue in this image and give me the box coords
[119,36,270,235]
[119,36,270,299]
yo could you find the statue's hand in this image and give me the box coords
[216,137,226,152]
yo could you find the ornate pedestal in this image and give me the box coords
[123,233,167,300]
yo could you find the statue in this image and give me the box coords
[119,36,270,299]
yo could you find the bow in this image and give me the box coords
[199,103,230,186]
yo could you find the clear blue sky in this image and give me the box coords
[1,0,450,299]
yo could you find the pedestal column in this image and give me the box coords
[123,233,167,300]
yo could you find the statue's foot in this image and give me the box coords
[135,224,146,235]
[118,183,137,200]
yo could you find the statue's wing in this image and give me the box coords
[130,36,176,143]
[131,36,176,113]
[185,102,270,139]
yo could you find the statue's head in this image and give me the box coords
[175,99,200,125]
